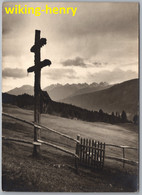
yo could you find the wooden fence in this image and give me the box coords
[2,112,138,172]
[105,144,138,167]
[76,136,105,170]
[2,112,79,172]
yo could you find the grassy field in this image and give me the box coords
[2,104,139,192]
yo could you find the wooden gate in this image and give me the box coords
[76,136,105,170]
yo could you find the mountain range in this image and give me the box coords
[44,82,110,101]
[5,78,139,120]
[62,79,139,119]
[7,85,34,96]
[6,82,110,101]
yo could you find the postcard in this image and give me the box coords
[2,2,139,192]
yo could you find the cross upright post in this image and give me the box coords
[33,30,41,156]
[27,30,51,156]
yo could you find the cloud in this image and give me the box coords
[56,3,138,39]
[62,57,87,67]
[93,62,105,68]
[2,68,27,78]
[2,2,138,92]
[87,68,138,84]
[2,2,138,60]
[43,68,77,80]
[2,2,29,35]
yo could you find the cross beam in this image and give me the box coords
[27,30,51,156]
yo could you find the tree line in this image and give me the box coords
[2,91,138,124]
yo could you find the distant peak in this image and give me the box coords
[99,82,109,86]
[65,83,70,86]
[44,81,110,89]
[90,82,98,87]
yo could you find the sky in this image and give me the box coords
[2,2,139,92]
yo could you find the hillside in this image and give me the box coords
[72,82,111,97]
[2,105,138,192]
[3,78,139,122]
[43,83,85,101]
[2,90,127,124]
[7,85,34,96]
[62,79,139,119]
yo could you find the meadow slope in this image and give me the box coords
[2,104,139,192]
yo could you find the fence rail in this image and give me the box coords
[2,112,78,143]
[105,143,138,150]
[2,112,79,171]
[105,143,138,167]
[2,136,33,145]
[39,123,79,143]
[105,155,138,166]
[2,112,34,126]
[38,139,78,158]
[2,112,139,171]
[2,136,78,157]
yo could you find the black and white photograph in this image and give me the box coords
[2,2,139,192]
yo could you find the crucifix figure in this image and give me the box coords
[27,30,51,156]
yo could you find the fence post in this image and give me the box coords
[102,143,105,168]
[75,134,80,173]
[123,147,125,168]
[33,125,41,157]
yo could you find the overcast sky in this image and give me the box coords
[2,2,139,92]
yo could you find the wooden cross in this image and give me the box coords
[27,30,51,156]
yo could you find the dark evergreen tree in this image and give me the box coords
[133,114,138,125]
[3,92,129,124]
[121,110,127,123]
[111,112,115,124]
